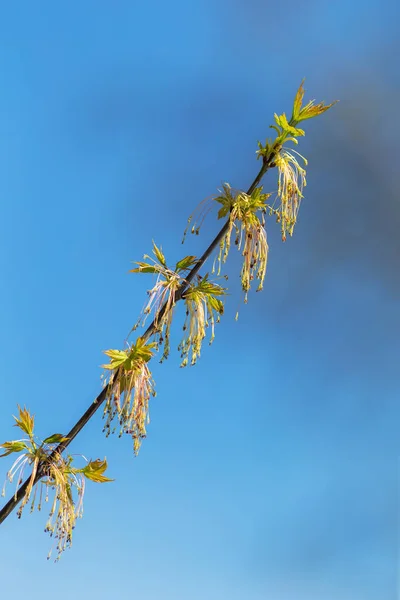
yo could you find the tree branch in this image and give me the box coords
[0,156,273,525]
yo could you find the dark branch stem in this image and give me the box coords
[0,156,273,525]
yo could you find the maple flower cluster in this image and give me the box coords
[1,81,336,562]
[1,406,112,560]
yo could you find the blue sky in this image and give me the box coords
[0,2,399,599]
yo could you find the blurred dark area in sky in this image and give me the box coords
[0,1,399,599]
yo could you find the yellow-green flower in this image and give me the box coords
[130,242,197,361]
[1,406,112,561]
[272,149,307,241]
[214,184,270,300]
[179,275,226,366]
[102,338,157,455]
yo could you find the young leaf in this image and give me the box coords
[175,255,197,272]
[13,406,34,437]
[299,99,338,121]
[292,79,305,121]
[102,349,129,370]
[129,262,158,274]
[82,458,114,483]
[274,112,287,130]
[275,113,305,137]
[0,440,29,457]
[43,434,69,445]
[132,337,157,363]
[152,241,167,268]
[207,295,224,314]
[217,205,230,219]
[291,80,338,122]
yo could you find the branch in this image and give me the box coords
[0,156,273,525]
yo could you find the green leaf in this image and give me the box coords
[0,440,29,457]
[132,337,157,363]
[292,79,305,121]
[102,349,129,370]
[43,433,69,445]
[291,80,338,122]
[175,255,198,272]
[13,406,34,437]
[275,112,289,130]
[129,262,158,274]
[217,206,230,219]
[207,296,224,314]
[152,241,167,268]
[298,99,338,121]
[274,113,305,137]
[213,186,234,219]
[289,125,305,137]
[196,276,227,297]
[82,458,114,483]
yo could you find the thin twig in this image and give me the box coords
[0,156,273,525]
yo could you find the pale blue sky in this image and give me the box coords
[0,2,399,599]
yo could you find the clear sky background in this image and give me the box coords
[0,2,399,599]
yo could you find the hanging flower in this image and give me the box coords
[130,242,197,361]
[179,275,226,367]
[102,338,157,455]
[1,406,112,561]
[272,148,307,241]
[213,184,270,301]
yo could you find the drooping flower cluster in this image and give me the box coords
[257,81,337,241]
[1,406,112,561]
[271,148,307,241]
[1,81,337,564]
[41,453,85,560]
[125,243,226,371]
[130,242,198,361]
[102,338,157,455]
[102,247,226,447]
[179,275,226,367]
[213,183,270,301]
